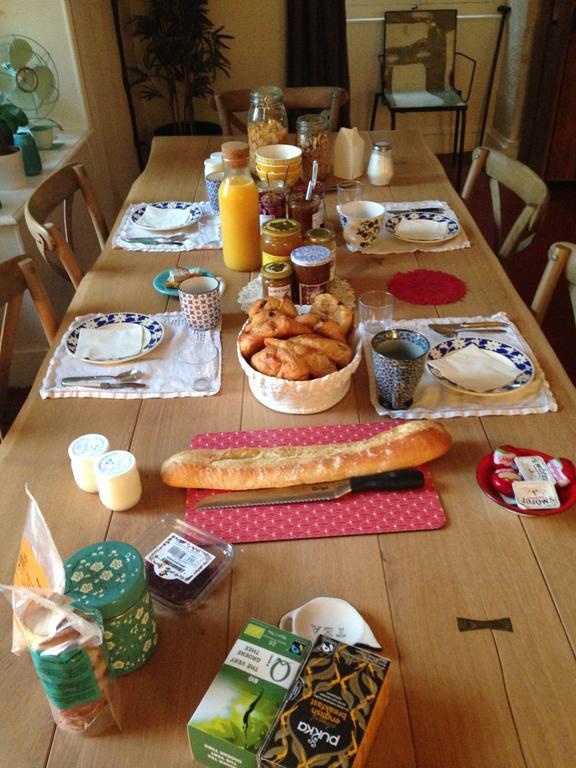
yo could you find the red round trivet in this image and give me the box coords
[388,269,467,305]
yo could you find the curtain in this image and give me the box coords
[286,0,351,127]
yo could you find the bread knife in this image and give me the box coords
[194,469,425,509]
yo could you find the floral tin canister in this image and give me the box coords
[65,541,158,675]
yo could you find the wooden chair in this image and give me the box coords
[24,164,109,290]
[370,10,476,189]
[0,256,58,438]
[531,242,576,326]
[212,86,349,135]
[461,146,549,260]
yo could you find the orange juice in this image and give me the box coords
[219,141,261,271]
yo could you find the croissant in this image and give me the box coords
[310,294,354,334]
[239,311,313,358]
[287,340,337,378]
[290,334,354,368]
[250,346,282,377]
[261,339,311,380]
[248,296,298,319]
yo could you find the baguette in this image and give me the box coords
[161,420,451,490]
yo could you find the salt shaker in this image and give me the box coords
[367,141,394,186]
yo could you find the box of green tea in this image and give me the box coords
[188,618,310,768]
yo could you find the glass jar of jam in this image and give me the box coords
[258,184,287,227]
[261,261,293,299]
[296,113,330,181]
[290,245,332,305]
[304,227,337,281]
[287,190,323,234]
[261,218,303,267]
[247,86,289,174]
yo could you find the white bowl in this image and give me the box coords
[237,330,362,414]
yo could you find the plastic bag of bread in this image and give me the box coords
[1,487,118,735]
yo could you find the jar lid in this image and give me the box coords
[373,141,392,152]
[290,245,331,267]
[68,434,109,462]
[249,85,284,104]
[261,218,301,237]
[221,141,249,165]
[305,227,335,245]
[95,450,136,478]
[64,541,145,619]
[262,262,293,279]
[296,113,329,131]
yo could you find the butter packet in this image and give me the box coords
[259,635,391,768]
[513,480,560,510]
[514,455,554,483]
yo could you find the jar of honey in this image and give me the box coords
[261,261,293,299]
[304,227,337,281]
[290,245,332,305]
[261,218,303,267]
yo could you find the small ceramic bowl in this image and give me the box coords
[255,144,302,165]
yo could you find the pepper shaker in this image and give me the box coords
[367,141,394,186]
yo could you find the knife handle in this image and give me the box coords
[461,321,508,328]
[349,469,425,493]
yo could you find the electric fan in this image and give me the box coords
[0,35,59,119]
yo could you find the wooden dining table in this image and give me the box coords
[1,130,575,768]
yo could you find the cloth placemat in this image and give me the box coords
[364,312,558,418]
[40,312,221,399]
[185,422,446,543]
[363,200,471,255]
[388,269,467,304]
[113,202,222,252]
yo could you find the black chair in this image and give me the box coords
[370,9,476,188]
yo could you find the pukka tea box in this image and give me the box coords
[259,635,391,768]
[187,618,310,768]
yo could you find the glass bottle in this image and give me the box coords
[296,114,330,181]
[218,141,261,271]
[247,86,288,174]
[367,141,394,186]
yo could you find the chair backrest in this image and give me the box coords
[212,86,349,135]
[24,164,109,290]
[461,146,549,260]
[531,242,576,325]
[383,10,458,94]
[0,256,58,436]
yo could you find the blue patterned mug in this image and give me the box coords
[371,329,430,409]
[179,276,221,330]
[206,171,224,214]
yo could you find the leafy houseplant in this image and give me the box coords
[0,100,28,155]
[127,0,233,135]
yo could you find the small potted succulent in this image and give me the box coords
[0,99,29,189]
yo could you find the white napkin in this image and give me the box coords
[137,205,191,229]
[113,203,222,252]
[75,325,144,360]
[395,217,449,240]
[427,344,520,392]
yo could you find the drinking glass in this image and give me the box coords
[337,181,363,206]
[178,342,219,392]
[358,291,394,336]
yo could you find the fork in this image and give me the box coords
[124,235,187,245]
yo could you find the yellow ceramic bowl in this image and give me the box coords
[255,164,301,188]
[255,144,302,165]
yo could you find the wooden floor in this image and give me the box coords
[440,153,576,385]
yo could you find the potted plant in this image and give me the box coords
[126,0,233,136]
[0,99,28,190]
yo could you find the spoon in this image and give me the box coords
[60,368,142,384]
[306,160,318,201]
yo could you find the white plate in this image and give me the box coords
[385,211,460,243]
[65,313,164,365]
[130,201,202,231]
[426,336,535,396]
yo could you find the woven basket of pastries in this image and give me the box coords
[237,294,361,414]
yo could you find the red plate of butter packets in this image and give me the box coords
[476,445,576,516]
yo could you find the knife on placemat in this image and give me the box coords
[429,321,508,336]
[194,469,425,509]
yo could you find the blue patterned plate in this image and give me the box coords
[386,211,459,243]
[426,336,535,395]
[130,201,202,231]
[153,266,215,296]
[65,313,164,364]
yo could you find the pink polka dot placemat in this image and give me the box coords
[185,422,446,543]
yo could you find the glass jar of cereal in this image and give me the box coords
[247,86,289,174]
[296,113,330,181]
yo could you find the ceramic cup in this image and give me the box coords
[205,170,224,214]
[178,275,221,330]
[371,328,430,409]
[30,124,54,150]
[338,200,385,252]
[279,597,381,648]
